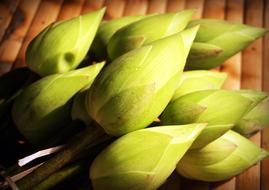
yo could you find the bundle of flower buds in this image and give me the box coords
[0,8,268,190]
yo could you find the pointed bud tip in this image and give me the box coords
[175,9,196,18]
[258,149,269,161]
[243,26,268,40]
[180,25,200,56]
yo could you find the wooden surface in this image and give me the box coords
[0,0,268,189]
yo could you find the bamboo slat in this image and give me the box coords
[261,0,269,190]
[166,0,185,12]
[81,0,105,14]
[185,0,204,19]
[237,0,264,189]
[103,0,126,19]
[221,0,244,90]
[203,0,225,19]
[147,0,167,13]
[203,0,225,73]
[12,0,64,68]
[0,0,40,74]
[57,0,85,21]
[0,0,20,42]
[123,0,148,16]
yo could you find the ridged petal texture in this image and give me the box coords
[90,15,145,60]
[86,26,199,136]
[172,70,227,101]
[177,130,269,181]
[90,124,205,190]
[186,19,267,69]
[12,62,105,146]
[107,10,195,60]
[233,90,269,136]
[161,90,254,148]
[26,8,105,76]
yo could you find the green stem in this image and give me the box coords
[16,127,106,190]
[33,161,86,190]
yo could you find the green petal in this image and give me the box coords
[161,90,253,147]
[177,130,269,181]
[186,19,267,69]
[188,42,223,59]
[234,96,269,136]
[162,90,253,125]
[71,62,105,124]
[191,124,234,149]
[172,70,227,101]
[90,124,205,190]
[90,15,146,60]
[87,27,199,136]
[107,10,195,60]
[12,63,105,146]
[26,8,105,76]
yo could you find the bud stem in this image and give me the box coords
[16,126,106,190]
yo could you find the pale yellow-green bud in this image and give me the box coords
[186,19,267,69]
[12,62,105,146]
[86,26,199,136]
[161,90,253,148]
[177,130,269,182]
[26,8,105,76]
[90,124,206,190]
[107,10,195,60]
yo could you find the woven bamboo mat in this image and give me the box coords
[0,0,268,189]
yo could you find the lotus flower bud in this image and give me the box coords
[86,26,199,136]
[90,15,145,60]
[90,124,206,190]
[186,19,267,70]
[107,10,195,60]
[26,8,105,76]
[233,90,269,136]
[161,90,253,148]
[12,62,105,146]
[172,70,227,101]
[177,130,269,182]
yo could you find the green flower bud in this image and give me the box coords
[186,19,267,70]
[71,62,105,125]
[12,62,105,146]
[91,15,145,60]
[233,90,269,136]
[90,124,206,190]
[177,130,269,182]
[86,26,199,136]
[161,90,253,148]
[26,8,105,76]
[107,10,195,60]
[172,70,227,101]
